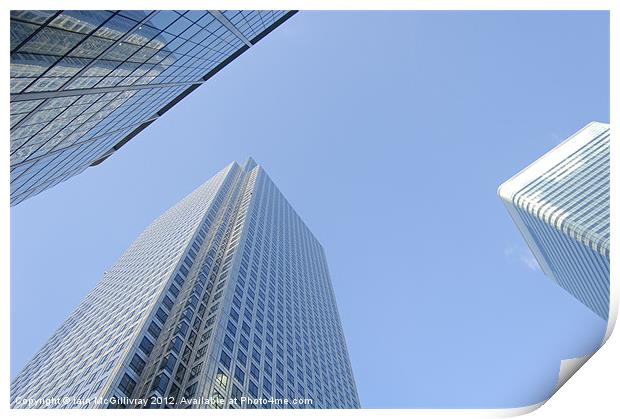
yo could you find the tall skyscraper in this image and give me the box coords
[11,159,360,409]
[498,122,610,320]
[10,10,295,205]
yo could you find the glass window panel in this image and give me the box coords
[10,99,44,114]
[184,10,208,23]
[93,76,123,88]
[180,24,201,41]
[172,42,193,56]
[164,37,187,53]
[75,93,105,105]
[20,107,65,126]
[10,21,39,50]
[94,14,137,40]
[147,33,171,50]
[125,62,151,77]
[11,52,57,78]
[66,76,104,89]
[146,11,182,31]
[189,30,210,45]
[40,96,79,110]
[11,123,46,143]
[125,25,161,47]
[196,13,215,27]
[166,16,193,36]
[82,60,119,77]
[146,50,172,65]
[130,46,159,62]
[19,27,86,56]
[49,11,113,35]
[119,10,153,22]
[103,42,141,61]
[223,10,239,21]
[11,10,56,25]
[25,77,71,93]
[116,77,140,87]
[11,144,38,165]
[30,135,66,158]
[10,77,35,94]
[46,57,91,77]
[69,36,115,58]
[11,113,29,129]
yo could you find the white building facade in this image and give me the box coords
[11,159,360,409]
[498,122,610,320]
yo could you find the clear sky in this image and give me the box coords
[11,11,609,408]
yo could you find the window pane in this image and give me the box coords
[19,27,86,56]
[10,21,39,50]
[49,11,113,34]
[11,10,56,25]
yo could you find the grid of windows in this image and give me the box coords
[10,10,294,205]
[10,163,237,408]
[498,122,610,319]
[11,160,360,409]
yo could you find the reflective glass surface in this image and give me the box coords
[10,10,292,205]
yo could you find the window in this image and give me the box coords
[184,382,197,399]
[129,354,146,375]
[118,373,136,397]
[196,345,208,360]
[162,354,177,374]
[253,334,262,348]
[215,369,228,388]
[168,284,180,297]
[147,321,161,339]
[248,380,258,398]
[234,366,245,384]
[236,349,247,366]
[169,383,180,402]
[263,377,272,393]
[189,362,202,380]
[175,320,189,337]
[162,295,174,310]
[239,334,249,350]
[188,331,197,347]
[264,361,272,376]
[212,389,224,409]
[250,363,260,380]
[175,363,186,383]
[219,351,231,369]
[155,307,168,323]
[251,348,261,363]
[139,336,154,356]
[182,346,192,364]
[231,383,243,404]
[223,335,234,352]
[152,373,170,395]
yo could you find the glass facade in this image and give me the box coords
[10,10,295,206]
[11,159,360,409]
[498,122,610,319]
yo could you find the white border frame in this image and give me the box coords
[2,1,617,418]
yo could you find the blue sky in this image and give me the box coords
[11,11,609,408]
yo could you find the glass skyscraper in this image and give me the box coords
[11,159,360,409]
[498,121,610,320]
[10,10,295,205]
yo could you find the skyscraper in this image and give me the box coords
[10,10,295,205]
[11,159,360,409]
[498,121,610,320]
